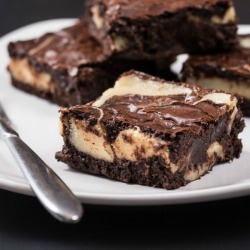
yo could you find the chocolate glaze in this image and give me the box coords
[99,95,226,135]
[95,0,233,19]
[68,71,240,141]
[8,21,107,75]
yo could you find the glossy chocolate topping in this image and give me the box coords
[101,95,227,135]
[70,72,232,137]
[98,0,233,19]
[8,21,107,74]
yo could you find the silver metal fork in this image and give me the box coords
[0,101,83,223]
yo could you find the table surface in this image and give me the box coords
[1,1,250,249]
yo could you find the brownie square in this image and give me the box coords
[85,0,238,59]
[8,20,175,107]
[56,70,244,189]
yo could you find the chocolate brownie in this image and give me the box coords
[182,35,250,116]
[8,20,175,107]
[85,0,238,59]
[56,70,244,190]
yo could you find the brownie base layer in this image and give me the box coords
[56,145,189,190]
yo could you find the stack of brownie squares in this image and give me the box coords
[8,0,238,107]
[8,0,246,189]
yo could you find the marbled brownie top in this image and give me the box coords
[8,20,106,76]
[87,0,234,20]
[65,70,240,138]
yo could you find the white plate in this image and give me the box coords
[0,19,249,206]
